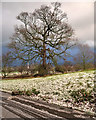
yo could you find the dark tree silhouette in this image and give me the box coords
[8,2,76,73]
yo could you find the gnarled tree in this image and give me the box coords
[8,2,76,74]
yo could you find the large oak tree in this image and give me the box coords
[8,2,76,70]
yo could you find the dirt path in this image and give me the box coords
[0,91,20,119]
[0,91,95,120]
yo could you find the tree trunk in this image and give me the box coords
[27,62,30,69]
[43,42,46,68]
[83,54,86,70]
[27,62,30,75]
[83,60,86,70]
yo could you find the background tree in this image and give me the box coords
[74,44,94,70]
[8,2,76,75]
[2,52,13,77]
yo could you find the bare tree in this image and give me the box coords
[8,2,76,74]
[74,44,94,70]
[2,52,13,77]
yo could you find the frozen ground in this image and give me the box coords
[0,70,95,115]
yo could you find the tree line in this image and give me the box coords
[2,43,95,78]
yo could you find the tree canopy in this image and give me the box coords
[8,2,76,69]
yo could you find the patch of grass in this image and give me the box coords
[78,76,83,79]
[70,89,93,103]
[45,92,50,94]
[79,82,83,86]
[26,90,32,96]
[85,111,95,116]
[87,83,92,88]
[12,88,40,96]
[53,91,60,95]
[31,88,40,95]
[12,90,24,96]
[70,85,73,88]
[66,81,71,86]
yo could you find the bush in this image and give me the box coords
[38,64,48,76]
[28,64,38,75]
[74,64,82,71]
[2,67,14,78]
[55,65,65,73]
[17,65,26,75]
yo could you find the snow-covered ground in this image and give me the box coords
[0,70,95,115]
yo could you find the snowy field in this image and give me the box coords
[0,70,95,115]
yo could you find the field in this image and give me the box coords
[0,70,95,115]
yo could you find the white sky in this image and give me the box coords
[2,1,94,48]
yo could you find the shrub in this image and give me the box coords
[2,67,13,78]
[17,65,27,75]
[38,64,48,76]
[74,64,82,71]
[28,64,38,75]
[55,65,65,73]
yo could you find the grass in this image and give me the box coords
[0,70,95,114]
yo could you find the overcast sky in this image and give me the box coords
[2,2,94,48]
